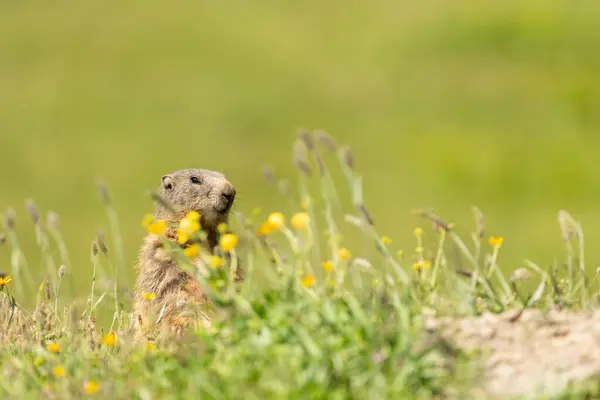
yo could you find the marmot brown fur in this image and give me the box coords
[132,168,241,342]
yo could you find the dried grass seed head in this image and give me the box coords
[47,211,59,230]
[98,180,111,205]
[4,208,16,230]
[472,206,485,239]
[510,268,531,282]
[315,154,325,177]
[293,139,312,176]
[25,199,39,224]
[315,130,337,152]
[298,129,315,152]
[261,166,276,187]
[96,230,108,254]
[45,279,51,300]
[341,145,354,170]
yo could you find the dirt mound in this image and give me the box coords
[427,308,600,398]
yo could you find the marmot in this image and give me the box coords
[132,168,241,342]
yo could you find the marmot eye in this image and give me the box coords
[190,176,201,184]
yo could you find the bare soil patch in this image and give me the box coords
[427,308,600,398]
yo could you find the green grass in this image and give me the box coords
[1,132,600,399]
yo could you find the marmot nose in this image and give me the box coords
[221,185,236,206]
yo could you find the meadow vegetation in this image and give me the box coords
[2,131,600,399]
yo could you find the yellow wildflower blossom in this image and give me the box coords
[147,220,166,235]
[301,275,316,288]
[177,230,189,244]
[53,365,66,378]
[267,212,285,229]
[34,357,45,366]
[185,210,200,222]
[257,221,274,236]
[489,236,504,248]
[143,293,156,301]
[184,244,200,258]
[179,218,200,235]
[381,236,392,245]
[0,275,12,287]
[83,380,100,395]
[291,212,310,230]
[47,342,60,353]
[338,247,352,261]
[220,234,238,252]
[322,260,334,272]
[146,342,156,352]
[102,332,116,347]
[413,260,432,270]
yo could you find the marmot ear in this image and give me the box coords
[161,175,173,190]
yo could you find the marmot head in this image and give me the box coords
[156,169,236,232]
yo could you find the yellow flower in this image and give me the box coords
[177,230,189,245]
[184,244,200,258]
[148,220,166,235]
[185,210,200,223]
[381,236,392,245]
[141,214,154,228]
[322,260,334,272]
[338,248,352,261]
[146,342,156,352]
[267,212,285,229]
[412,260,432,270]
[47,342,60,353]
[291,212,310,230]
[301,275,316,288]
[210,256,225,268]
[53,365,66,378]
[257,221,274,236]
[179,218,200,235]
[414,227,423,237]
[83,380,100,395]
[143,292,156,301]
[102,332,116,347]
[489,236,504,248]
[0,275,12,287]
[220,234,238,252]
[34,357,45,366]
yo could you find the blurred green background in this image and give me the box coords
[1,1,600,305]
